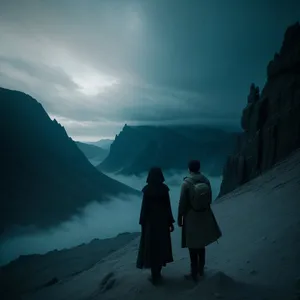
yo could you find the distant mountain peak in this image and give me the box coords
[98,124,238,176]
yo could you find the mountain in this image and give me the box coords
[219,22,300,196]
[90,139,114,150]
[0,232,140,293]
[2,149,300,300]
[75,142,108,165]
[97,124,238,176]
[0,87,138,234]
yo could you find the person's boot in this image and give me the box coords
[198,263,205,277]
[184,266,198,282]
[198,249,205,277]
[148,276,159,285]
[149,268,162,285]
[198,267,204,277]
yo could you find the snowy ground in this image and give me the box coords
[1,150,300,300]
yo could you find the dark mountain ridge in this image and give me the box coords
[90,139,114,150]
[75,142,108,163]
[0,87,138,234]
[98,124,239,176]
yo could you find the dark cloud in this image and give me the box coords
[0,57,77,89]
[0,0,299,140]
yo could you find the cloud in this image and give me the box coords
[0,194,142,265]
[0,170,222,265]
[1,0,300,139]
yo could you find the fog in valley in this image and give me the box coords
[0,170,222,266]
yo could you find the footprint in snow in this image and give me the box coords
[100,272,116,293]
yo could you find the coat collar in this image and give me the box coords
[184,172,204,183]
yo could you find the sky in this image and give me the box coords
[0,0,299,141]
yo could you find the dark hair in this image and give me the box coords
[146,167,165,184]
[188,160,201,173]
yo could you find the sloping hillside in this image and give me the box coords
[0,87,138,233]
[2,149,300,300]
[98,124,238,176]
[75,142,108,165]
[220,22,300,196]
[90,139,113,150]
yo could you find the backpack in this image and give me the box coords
[185,178,211,212]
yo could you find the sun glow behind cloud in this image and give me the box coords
[72,71,120,97]
[2,0,296,139]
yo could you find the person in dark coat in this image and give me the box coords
[136,167,175,285]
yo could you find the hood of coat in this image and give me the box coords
[142,182,169,196]
[185,172,205,183]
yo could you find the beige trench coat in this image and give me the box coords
[178,173,222,249]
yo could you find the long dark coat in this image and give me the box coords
[136,183,175,269]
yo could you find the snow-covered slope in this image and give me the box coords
[2,150,300,300]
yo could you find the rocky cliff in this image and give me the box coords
[219,22,300,196]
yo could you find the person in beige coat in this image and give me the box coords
[177,160,222,281]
